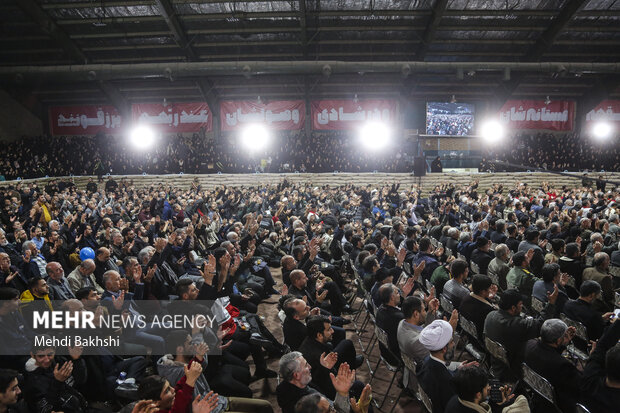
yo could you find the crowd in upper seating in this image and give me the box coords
[1,130,616,180]
[0,171,619,413]
[481,132,620,172]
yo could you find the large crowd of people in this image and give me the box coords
[0,171,617,413]
[482,132,620,172]
[1,130,616,181]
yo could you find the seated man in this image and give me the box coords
[298,315,363,399]
[487,244,511,291]
[288,269,348,316]
[442,259,470,309]
[375,281,414,365]
[524,319,581,413]
[417,320,476,413]
[282,297,346,351]
[66,259,102,295]
[506,250,540,303]
[124,370,202,413]
[157,330,270,412]
[470,236,495,275]
[0,368,28,412]
[0,287,36,373]
[23,337,88,413]
[445,365,529,413]
[276,351,357,413]
[459,275,497,342]
[581,320,620,413]
[582,252,615,313]
[483,288,557,381]
[563,280,614,342]
[532,263,569,316]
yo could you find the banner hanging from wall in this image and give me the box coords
[311,99,398,130]
[498,100,574,131]
[220,100,305,131]
[585,100,620,125]
[132,102,212,133]
[49,105,123,136]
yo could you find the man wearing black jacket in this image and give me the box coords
[298,316,362,399]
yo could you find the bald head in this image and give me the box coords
[45,262,64,281]
[79,259,96,276]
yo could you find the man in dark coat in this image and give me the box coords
[524,319,581,413]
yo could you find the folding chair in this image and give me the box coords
[485,337,510,373]
[439,294,454,314]
[371,325,402,409]
[576,403,592,413]
[390,352,417,413]
[490,243,497,251]
[416,381,433,413]
[458,314,488,365]
[531,296,545,314]
[470,261,480,275]
[609,265,620,278]
[585,256,593,267]
[615,291,620,308]
[522,363,562,413]
[457,253,467,261]
[560,314,590,365]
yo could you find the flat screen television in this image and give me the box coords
[426,102,475,136]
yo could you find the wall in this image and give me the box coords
[1,172,618,194]
[0,89,43,141]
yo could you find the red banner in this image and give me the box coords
[499,100,574,131]
[132,102,212,133]
[311,99,398,130]
[585,100,620,125]
[49,105,123,136]
[220,100,305,131]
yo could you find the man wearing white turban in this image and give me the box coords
[417,320,478,413]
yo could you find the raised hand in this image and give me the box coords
[448,309,459,331]
[547,283,559,304]
[281,284,288,296]
[428,297,440,313]
[413,260,426,278]
[112,290,125,310]
[316,289,328,303]
[330,362,355,396]
[68,345,83,360]
[193,342,209,361]
[145,264,157,282]
[320,351,338,370]
[192,392,219,413]
[402,277,415,297]
[53,361,73,382]
[184,361,203,387]
[131,400,159,413]
[349,384,372,413]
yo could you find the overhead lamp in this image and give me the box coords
[241,124,270,152]
[359,122,391,151]
[129,125,155,150]
[592,122,613,140]
[450,95,457,103]
[480,120,505,143]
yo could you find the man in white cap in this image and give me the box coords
[417,319,477,413]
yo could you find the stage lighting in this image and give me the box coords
[592,122,613,140]
[129,125,155,149]
[360,122,390,150]
[480,120,504,143]
[241,124,270,151]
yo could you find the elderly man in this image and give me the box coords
[66,259,102,294]
[19,241,46,280]
[524,319,581,413]
[582,252,615,312]
[276,351,357,413]
[487,243,510,290]
[0,252,27,292]
[44,261,74,300]
[93,247,119,288]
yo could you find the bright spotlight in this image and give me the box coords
[241,124,270,151]
[592,122,613,140]
[129,125,155,149]
[359,122,390,150]
[480,120,504,143]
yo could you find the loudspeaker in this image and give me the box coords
[413,157,426,177]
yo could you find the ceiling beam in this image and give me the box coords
[16,0,88,64]
[154,0,219,112]
[416,0,449,61]
[299,0,308,59]
[98,81,131,118]
[154,0,198,61]
[525,0,587,61]
[495,0,587,106]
